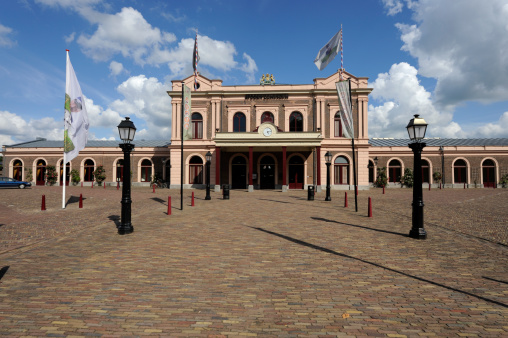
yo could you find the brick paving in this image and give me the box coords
[0,185,507,337]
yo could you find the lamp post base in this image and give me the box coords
[409,227,427,239]
[118,225,134,235]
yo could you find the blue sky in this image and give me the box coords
[1,0,508,148]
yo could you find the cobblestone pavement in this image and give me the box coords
[0,185,507,337]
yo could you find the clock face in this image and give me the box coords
[263,127,272,137]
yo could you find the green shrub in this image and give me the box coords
[402,168,414,188]
[433,171,442,183]
[375,167,388,187]
[93,165,106,185]
[70,169,80,185]
[45,165,58,185]
[500,174,508,188]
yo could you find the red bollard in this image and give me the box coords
[79,194,83,209]
[368,197,373,218]
[81,182,83,187]
[104,182,106,189]
[91,181,93,188]
[117,182,119,190]
[440,183,442,190]
[41,195,46,211]
[383,186,385,194]
[429,184,431,191]
[191,191,195,206]
[167,196,171,215]
[464,183,466,189]
[344,192,348,208]
[153,184,156,193]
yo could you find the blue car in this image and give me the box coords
[0,177,32,189]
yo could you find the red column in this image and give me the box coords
[215,146,221,186]
[249,147,253,186]
[316,146,321,186]
[282,146,287,186]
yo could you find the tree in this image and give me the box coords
[93,165,106,186]
[375,167,388,187]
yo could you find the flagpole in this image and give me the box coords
[62,49,69,209]
[349,78,358,212]
[180,82,184,210]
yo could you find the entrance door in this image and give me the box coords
[288,156,304,189]
[483,159,496,188]
[260,156,275,189]
[232,156,247,189]
[36,160,46,186]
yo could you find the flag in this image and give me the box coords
[192,33,199,90]
[64,51,89,162]
[336,80,354,139]
[182,84,192,140]
[314,29,342,71]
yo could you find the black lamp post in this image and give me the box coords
[325,151,332,201]
[205,151,212,200]
[406,114,428,239]
[439,146,445,188]
[117,117,136,235]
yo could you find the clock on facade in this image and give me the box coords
[263,127,272,137]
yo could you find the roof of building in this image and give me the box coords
[369,138,508,147]
[4,138,170,148]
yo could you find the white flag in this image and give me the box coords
[314,29,342,71]
[64,51,89,162]
[336,80,354,139]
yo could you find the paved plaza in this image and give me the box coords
[0,185,507,337]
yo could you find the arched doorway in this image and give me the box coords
[334,156,349,185]
[59,160,70,186]
[482,159,496,188]
[116,159,124,182]
[13,160,22,181]
[421,159,430,183]
[388,159,402,183]
[140,159,152,182]
[36,159,46,186]
[84,159,94,182]
[368,160,374,184]
[288,156,304,189]
[454,159,467,184]
[260,156,275,189]
[189,156,203,184]
[231,156,247,189]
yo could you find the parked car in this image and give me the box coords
[0,177,32,189]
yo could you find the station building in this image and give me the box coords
[2,71,508,189]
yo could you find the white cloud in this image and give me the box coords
[109,75,171,140]
[368,62,465,138]
[382,0,404,15]
[393,0,508,108]
[0,23,16,47]
[64,32,75,44]
[77,7,176,65]
[241,53,258,83]
[472,111,508,138]
[109,61,127,77]
[84,97,123,128]
[161,11,186,23]
[0,110,62,147]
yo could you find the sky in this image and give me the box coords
[1,0,508,149]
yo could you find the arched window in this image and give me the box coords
[388,159,402,183]
[421,159,430,183]
[368,160,374,183]
[454,159,467,184]
[189,156,203,184]
[13,160,22,181]
[140,159,152,182]
[261,112,274,123]
[116,159,124,182]
[334,112,343,137]
[192,113,203,139]
[233,112,246,132]
[334,156,349,185]
[84,159,95,182]
[482,159,496,188]
[289,111,303,132]
[36,159,46,186]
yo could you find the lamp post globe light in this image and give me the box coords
[205,151,212,200]
[117,117,136,235]
[325,151,332,201]
[406,114,428,239]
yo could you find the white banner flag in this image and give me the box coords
[314,29,342,71]
[336,80,354,139]
[64,51,89,162]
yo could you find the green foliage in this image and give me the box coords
[402,168,414,188]
[93,165,106,185]
[500,174,508,188]
[70,169,80,185]
[25,168,33,182]
[151,172,162,184]
[374,167,388,187]
[433,171,442,183]
[45,165,58,185]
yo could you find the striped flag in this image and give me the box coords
[193,33,200,90]
[314,29,342,71]
[336,80,354,139]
